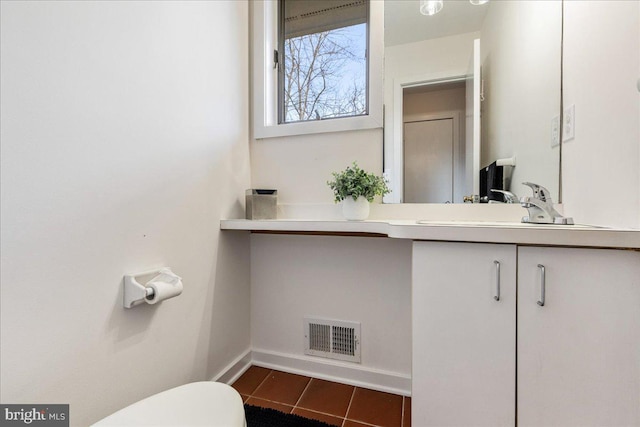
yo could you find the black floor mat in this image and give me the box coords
[244,405,336,427]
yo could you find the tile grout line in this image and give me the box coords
[292,376,314,410]
[289,406,346,425]
[246,395,293,406]
[343,387,405,427]
[341,386,358,427]
[291,378,355,425]
[248,369,274,399]
[358,422,384,427]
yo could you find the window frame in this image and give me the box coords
[252,0,383,139]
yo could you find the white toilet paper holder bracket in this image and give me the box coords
[123,269,160,308]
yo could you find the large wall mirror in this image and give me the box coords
[383,0,562,204]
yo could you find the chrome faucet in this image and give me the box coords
[520,182,574,225]
[490,189,518,204]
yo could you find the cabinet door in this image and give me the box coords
[518,246,640,426]
[412,241,516,426]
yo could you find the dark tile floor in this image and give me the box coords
[232,366,411,427]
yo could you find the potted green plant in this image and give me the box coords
[327,162,390,220]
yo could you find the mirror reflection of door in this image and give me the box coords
[404,119,454,203]
[402,82,466,203]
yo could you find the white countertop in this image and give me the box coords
[220,218,640,249]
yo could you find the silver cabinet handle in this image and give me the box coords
[537,264,546,306]
[494,260,501,301]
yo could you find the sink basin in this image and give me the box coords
[415,220,606,229]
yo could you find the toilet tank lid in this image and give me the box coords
[92,381,245,427]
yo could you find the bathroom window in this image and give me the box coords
[252,0,383,139]
[277,0,369,124]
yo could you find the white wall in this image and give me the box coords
[250,128,383,204]
[0,1,251,425]
[250,234,412,392]
[480,0,562,201]
[562,0,640,229]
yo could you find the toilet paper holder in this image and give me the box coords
[123,268,177,308]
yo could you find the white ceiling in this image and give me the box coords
[384,0,489,47]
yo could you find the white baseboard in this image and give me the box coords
[210,348,253,385]
[251,348,411,396]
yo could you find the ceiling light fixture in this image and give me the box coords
[469,0,489,5]
[420,0,443,16]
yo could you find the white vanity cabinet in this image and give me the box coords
[517,246,640,427]
[413,242,640,427]
[412,241,517,426]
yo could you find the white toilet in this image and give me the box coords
[93,381,246,426]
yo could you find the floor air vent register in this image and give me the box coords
[304,317,361,363]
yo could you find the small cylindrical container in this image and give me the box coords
[245,189,277,220]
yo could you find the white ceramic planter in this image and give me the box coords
[342,196,370,220]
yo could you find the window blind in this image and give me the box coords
[283,0,367,38]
